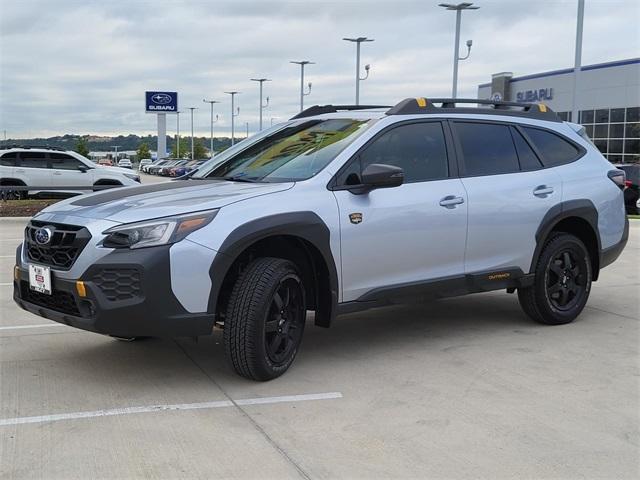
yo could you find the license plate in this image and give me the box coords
[29,264,51,295]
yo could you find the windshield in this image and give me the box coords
[195,118,373,182]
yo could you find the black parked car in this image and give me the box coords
[617,164,639,215]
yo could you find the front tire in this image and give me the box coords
[224,257,306,381]
[518,233,592,325]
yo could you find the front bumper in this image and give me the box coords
[13,244,215,338]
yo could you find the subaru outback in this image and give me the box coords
[13,98,629,380]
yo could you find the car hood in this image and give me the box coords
[39,179,293,224]
[95,165,134,175]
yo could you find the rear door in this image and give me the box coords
[15,152,51,194]
[332,120,468,301]
[451,120,562,275]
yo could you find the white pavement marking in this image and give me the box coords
[0,255,16,258]
[0,392,343,427]
[0,283,13,286]
[0,324,66,331]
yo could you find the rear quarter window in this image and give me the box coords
[522,127,582,167]
[0,152,18,166]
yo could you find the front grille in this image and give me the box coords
[92,269,142,301]
[21,281,80,316]
[25,221,91,270]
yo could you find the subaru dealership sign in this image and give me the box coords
[145,91,178,113]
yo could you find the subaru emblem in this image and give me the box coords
[151,93,172,105]
[34,227,53,245]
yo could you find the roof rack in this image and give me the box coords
[0,144,67,151]
[291,104,392,120]
[386,97,560,122]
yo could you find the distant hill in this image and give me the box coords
[1,134,235,153]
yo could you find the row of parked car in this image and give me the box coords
[139,158,206,177]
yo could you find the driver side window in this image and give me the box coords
[336,122,449,186]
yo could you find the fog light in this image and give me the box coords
[14,266,19,281]
[76,281,87,297]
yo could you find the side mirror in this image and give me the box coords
[77,165,89,173]
[361,163,404,190]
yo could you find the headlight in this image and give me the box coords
[102,209,218,249]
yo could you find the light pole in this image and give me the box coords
[270,117,278,126]
[176,111,181,158]
[571,0,585,122]
[245,122,249,139]
[203,99,220,157]
[224,91,240,145]
[250,78,271,130]
[211,114,219,158]
[290,61,314,112]
[439,2,478,99]
[342,37,374,105]
[188,107,197,160]
[111,145,120,163]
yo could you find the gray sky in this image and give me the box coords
[1,0,638,138]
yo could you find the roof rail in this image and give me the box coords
[0,144,67,151]
[386,97,560,122]
[291,104,392,120]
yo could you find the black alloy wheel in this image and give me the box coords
[518,233,592,325]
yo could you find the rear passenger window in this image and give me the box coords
[522,127,581,167]
[511,128,543,171]
[338,122,449,185]
[0,152,18,166]
[19,152,48,169]
[455,122,519,176]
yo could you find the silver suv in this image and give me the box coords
[13,98,629,380]
[0,146,140,198]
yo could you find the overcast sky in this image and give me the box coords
[1,0,638,138]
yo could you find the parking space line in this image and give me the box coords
[0,283,12,286]
[0,392,343,427]
[0,324,66,331]
[0,255,15,258]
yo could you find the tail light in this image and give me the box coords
[624,180,632,188]
[607,170,626,189]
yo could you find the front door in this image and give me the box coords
[332,121,468,302]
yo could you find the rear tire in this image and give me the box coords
[224,257,306,381]
[518,233,592,325]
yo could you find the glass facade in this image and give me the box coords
[578,107,640,164]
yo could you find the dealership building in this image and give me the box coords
[477,58,639,164]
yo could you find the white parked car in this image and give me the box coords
[117,158,132,169]
[0,146,140,198]
[138,158,153,172]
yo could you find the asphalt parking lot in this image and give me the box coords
[0,217,638,479]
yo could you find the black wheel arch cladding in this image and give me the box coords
[531,199,601,280]
[207,211,339,328]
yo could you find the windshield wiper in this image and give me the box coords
[222,176,260,183]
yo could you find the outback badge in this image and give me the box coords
[349,213,363,224]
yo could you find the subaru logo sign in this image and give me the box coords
[151,93,172,105]
[34,227,53,245]
[145,91,178,113]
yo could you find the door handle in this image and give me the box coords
[439,195,465,208]
[15,169,25,173]
[533,185,554,197]
[53,172,63,175]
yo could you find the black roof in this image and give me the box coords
[291,97,560,122]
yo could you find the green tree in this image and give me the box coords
[136,142,151,160]
[193,138,207,159]
[75,137,90,157]
[171,138,190,158]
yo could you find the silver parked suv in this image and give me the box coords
[13,98,629,380]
